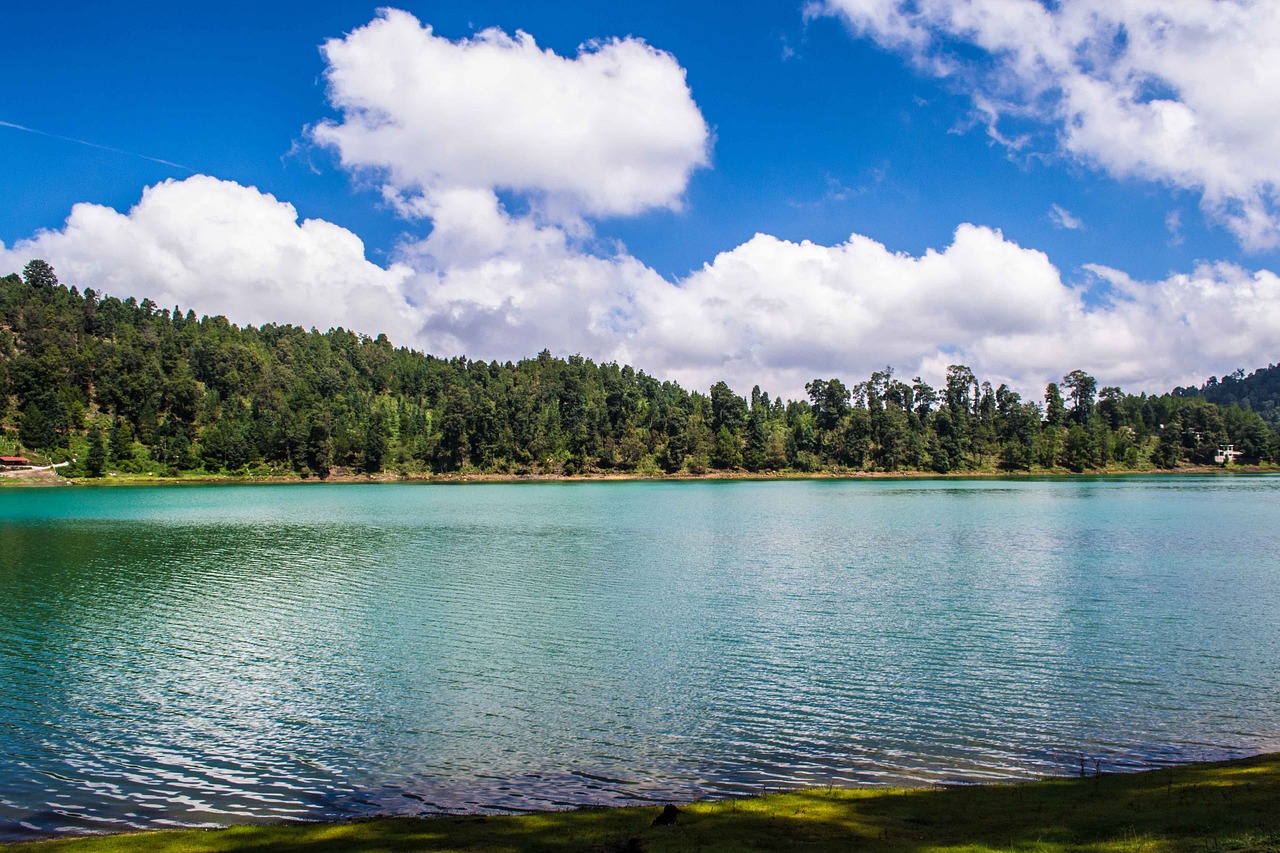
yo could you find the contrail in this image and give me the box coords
[0,119,194,172]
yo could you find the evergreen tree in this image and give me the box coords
[19,401,55,450]
[22,259,58,290]
[0,267,1275,479]
[362,409,389,473]
[108,417,134,464]
[84,424,106,477]
[1152,435,1180,468]
[711,425,742,470]
[1044,383,1067,427]
[743,408,769,472]
[1062,370,1098,425]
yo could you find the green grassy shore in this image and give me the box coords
[9,754,1280,852]
[3,462,1276,488]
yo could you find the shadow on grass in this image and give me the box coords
[9,755,1280,852]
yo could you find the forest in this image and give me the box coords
[2,259,1277,479]
[1176,364,1280,431]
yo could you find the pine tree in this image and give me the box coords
[22,259,58,290]
[19,402,54,451]
[84,424,106,477]
[711,425,742,470]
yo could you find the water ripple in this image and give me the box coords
[1,477,1279,838]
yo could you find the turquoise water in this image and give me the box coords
[1,476,1279,838]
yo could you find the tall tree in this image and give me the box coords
[361,407,389,473]
[18,398,58,450]
[1,268,1276,479]
[22,259,58,290]
[806,378,851,432]
[84,424,106,477]
[1044,383,1067,427]
[742,407,769,472]
[1062,370,1098,425]
[709,380,748,434]
[711,425,743,469]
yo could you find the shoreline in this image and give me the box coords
[7,751,1280,851]
[2,463,1276,488]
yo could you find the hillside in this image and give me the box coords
[1178,364,1280,431]
[1,260,1276,480]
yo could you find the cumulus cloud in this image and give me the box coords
[965,260,1280,392]
[392,191,1280,398]
[632,226,1280,397]
[629,224,1071,393]
[0,176,415,338]
[394,188,664,359]
[5,177,1278,399]
[809,0,1280,250]
[4,11,1274,404]
[311,9,710,222]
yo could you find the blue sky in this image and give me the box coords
[3,1,1278,397]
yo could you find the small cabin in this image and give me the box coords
[1214,444,1241,464]
[0,455,31,467]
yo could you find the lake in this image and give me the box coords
[2,475,1279,839]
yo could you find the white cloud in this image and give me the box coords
[396,195,1280,397]
[1165,209,1184,246]
[961,260,1280,394]
[628,224,1072,394]
[809,0,1280,250]
[394,188,664,360]
[632,225,1280,397]
[311,9,710,222]
[5,177,1278,400]
[1049,204,1083,230]
[5,9,1276,404]
[0,175,415,338]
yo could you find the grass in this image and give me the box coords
[8,754,1280,852]
[5,463,1276,490]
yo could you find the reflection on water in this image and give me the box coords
[1,476,1279,838]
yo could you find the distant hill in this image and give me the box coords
[1176,364,1280,430]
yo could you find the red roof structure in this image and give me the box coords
[0,456,30,465]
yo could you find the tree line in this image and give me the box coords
[2,260,1276,479]
[1176,364,1280,432]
